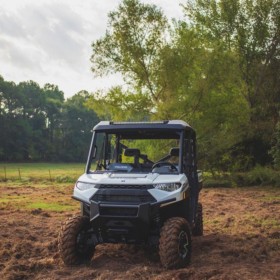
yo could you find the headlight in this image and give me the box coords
[153,183,181,192]
[76,182,96,191]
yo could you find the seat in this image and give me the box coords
[169,147,179,157]
[123,148,140,167]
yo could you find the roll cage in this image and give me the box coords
[86,120,197,177]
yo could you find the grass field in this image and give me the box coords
[0,162,85,182]
[0,163,86,212]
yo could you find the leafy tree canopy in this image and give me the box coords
[89,0,280,170]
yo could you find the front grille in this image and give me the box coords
[92,193,155,204]
[97,184,153,190]
[100,207,138,217]
[91,185,156,204]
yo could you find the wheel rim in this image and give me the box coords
[178,230,189,259]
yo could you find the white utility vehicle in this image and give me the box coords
[59,120,203,268]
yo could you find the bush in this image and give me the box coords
[231,166,280,187]
[55,176,76,183]
[202,166,280,188]
[270,121,280,168]
[203,178,232,188]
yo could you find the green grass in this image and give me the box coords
[0,162,85,182]
[26,202,76,212]
[0,180,78,212]
[0,196,76,212]
[260,195,280,201]
[0,163,82,212]
[0,195,26,203]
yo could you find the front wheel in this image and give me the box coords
[159,217,192,269]
[58,215,95,265]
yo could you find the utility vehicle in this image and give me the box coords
[59,120,203,269]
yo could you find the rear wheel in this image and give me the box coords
[193,202,203,236]
[58,215,95,265]
[159,217,192,269]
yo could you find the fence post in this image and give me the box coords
[49,169,52,181]
[4,166,7,180]
[18,168,21,180]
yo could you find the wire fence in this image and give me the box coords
[0,164,84,183]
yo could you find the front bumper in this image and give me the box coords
[90,201,151,223]
[72,195,175,243]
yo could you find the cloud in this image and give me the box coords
[0,1,92,89]
[0,36,44,73]
[0,0,184,97]
[0,11,26,38]
[18,3,87,68]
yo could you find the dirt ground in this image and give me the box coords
[0,184,279,280]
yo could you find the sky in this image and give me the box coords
[0,0,184,98]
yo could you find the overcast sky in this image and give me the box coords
[0,0,184,98]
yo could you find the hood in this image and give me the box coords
[77,172,185,185]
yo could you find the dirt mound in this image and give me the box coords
[0,186,279,279]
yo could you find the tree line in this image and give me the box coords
[88,0,280,171]
[0,0,279,171]
[0,76,99,162]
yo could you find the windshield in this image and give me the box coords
[87,130,182,174]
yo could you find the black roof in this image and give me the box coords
[93,120,193,131]
[93,120,194,136]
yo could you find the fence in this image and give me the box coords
[0,163,84,183]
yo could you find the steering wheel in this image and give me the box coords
[152,161,177,171]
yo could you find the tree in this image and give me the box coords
[270,119,280,168]
[42,84,64,159]
[0,76,29,160]
[17,81,47,160]
[89,0,252,170]
[155,22,250,170]
[60,91,99,162]
[91,0,168,103]
[0,75,100,162]
[184,0,280,167]
[85,86,151,121]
